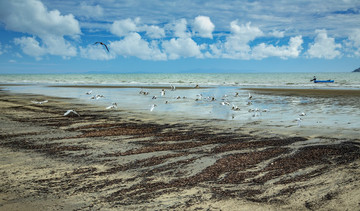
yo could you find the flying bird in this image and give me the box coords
[150,104,157,112]
[106,102,117,110]
[31,100,48,104]
[94,42,109,52]
[64,110,80,117]
[170,85,176,91]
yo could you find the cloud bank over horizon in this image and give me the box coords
[0,0,359,63]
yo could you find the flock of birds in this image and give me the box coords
[29,84,306,127]
[30,84,308,127]
[29,83,309,127]
[30,38,308,127]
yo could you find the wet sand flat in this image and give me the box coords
[0,90,359,210]
[244,87,360,97]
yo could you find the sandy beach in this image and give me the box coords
[0,89,359,211]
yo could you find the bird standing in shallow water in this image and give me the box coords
[94,42,109,52]
[299,112,307,116]
[295,117,302,127]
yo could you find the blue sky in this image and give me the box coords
[0,0,359,74]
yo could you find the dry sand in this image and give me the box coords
[0,89,359,210]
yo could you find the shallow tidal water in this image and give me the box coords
[3,82,359,139]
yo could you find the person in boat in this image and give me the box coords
[310,76,316,82]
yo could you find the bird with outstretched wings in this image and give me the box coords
[94,42,109,52]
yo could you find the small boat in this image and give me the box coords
[313,80,334,83]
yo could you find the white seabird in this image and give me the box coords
[161,89,165,96]
[150,104,157,112]
[248,93,253,100]
[253,108,261,117]
[221,101,230,106]
[86,90,92,95]
[299,112,307,116]
[91,94,105,100]
[64,110,80,117]
[31,100,48,104]
[139,89,149,95]
[106,102,117,110]
[232,105,240,111]
[96,94,105,100]
[295,117,302,127]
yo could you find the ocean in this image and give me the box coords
[1,72,359,88]
[1,72,359,137]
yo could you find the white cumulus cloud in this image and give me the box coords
[110,18,140,37]
[0,0,81,59]
[210,21,264,59]
[251,36,303,59]
[193,16,215,39]
[306,29,341,59]
[230,21,264,41]
[269,30,285,38]
[14,37,46,60]
[110,33,166,60]
[348,29,360,47]
[171,19,190,38]
[162,37,202,60]
[110,18,165,39]
[0,0,80,37]
[79,2,104,18]
[42,36,77,57]
[344,28,360,57]
[142,25,165,39]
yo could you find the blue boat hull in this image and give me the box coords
[314,80,334,83]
